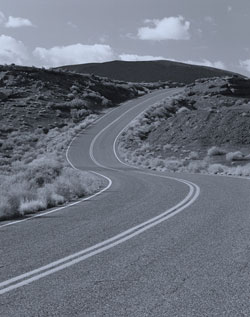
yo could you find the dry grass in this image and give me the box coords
[226,151,244,161]
[0,115,104,221]
[207,146,226,157]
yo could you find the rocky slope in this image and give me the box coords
[0,64,167,136]
[118,75,250,175]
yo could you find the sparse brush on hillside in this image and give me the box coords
[207,146,227,157]
[0,64,170,221]
[0,64,167,140]
[117,94,250,177]
[0,114,105,221]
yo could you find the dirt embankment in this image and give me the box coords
[118,76,250,175]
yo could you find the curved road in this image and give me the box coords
[1,89,250,316]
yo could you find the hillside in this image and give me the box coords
[0,64,169,136]
[118,76,250,176]
[0,64,165,220]
[58,60,241,84]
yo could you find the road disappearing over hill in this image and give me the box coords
[1,89,250,316]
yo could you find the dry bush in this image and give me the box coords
[185,161,208,173]
[226,151,244,161]
[164,159,183,172]
[227,164,250,176]
[0,114,103,221]
[0,159,103,220]
[207,164,228,174]
[188,151,199,160]
[207,146,226,157]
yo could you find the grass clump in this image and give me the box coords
[226,151,244,161]
[207,146,226,157]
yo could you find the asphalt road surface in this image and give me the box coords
[1,89,250,316]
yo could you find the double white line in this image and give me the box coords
[0,177,199,295]
[0,89,200,295]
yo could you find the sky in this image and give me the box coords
[0,0,250,76]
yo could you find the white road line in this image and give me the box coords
[1,88,248,295]
[113,91,177,169]
[112,92,250,182]
[89,90,173,169]
[0,178,198,295]
[0,89,200,295]
[0,91,163,229]
[0,108,118,229]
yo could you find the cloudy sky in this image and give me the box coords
[0,0,250,76]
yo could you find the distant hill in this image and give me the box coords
[58,60,242,84]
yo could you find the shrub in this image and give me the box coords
[0,161,103,220]
[207,164,227,174]
[0,113,104,220]
[207,146,226,157]
[229,163,250,176]
[70,98,87,109]
[185,161,208,173]
[188,151,199,160]
[164,159,183,172]
[226,151,244,161]
[19,199,47,214]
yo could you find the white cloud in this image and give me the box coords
[137,16,190,41]
[239,59,250,72]
[0,35,29,65]
[0,11,33,28]
[33,43,115,67]
[5,16,33,28]
[119,54,167,61]
[227,6,232,12]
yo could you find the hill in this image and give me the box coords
[57,60,241,84]
[0,64,165,220]
[117,75,250,176]
[0,64,165,136]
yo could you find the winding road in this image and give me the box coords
[1,89,250,316]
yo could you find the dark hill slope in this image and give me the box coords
[58,60,241,84]
[0,64,165,136]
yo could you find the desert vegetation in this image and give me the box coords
[117,76,250,177]
[0,115,105,220]
[0,64,168,220]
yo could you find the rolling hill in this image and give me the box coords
[58,60,242,84]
